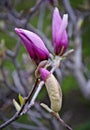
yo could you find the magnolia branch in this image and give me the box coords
[0,51,73,130]
[0,78,39,129]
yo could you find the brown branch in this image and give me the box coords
[0,78,39,129]
[0,113,19,130]
[52,112,73,130]
[40,103,73,130]
[18,78,39,115]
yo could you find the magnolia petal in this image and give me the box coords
[57,14,68,43]
[17,29,49,54]
[52,7,62,44]
[15,28,50,65]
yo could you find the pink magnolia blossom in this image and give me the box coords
[52,7,68,55]
[15,28,50,65]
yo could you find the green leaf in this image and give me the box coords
[18,94,24,106]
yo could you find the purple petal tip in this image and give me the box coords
[40,68,50,81]
[15,28,23,35]
[15,28,19,33]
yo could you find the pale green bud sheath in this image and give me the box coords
[40,68,62,113]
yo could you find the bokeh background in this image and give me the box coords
[0,0,90,130]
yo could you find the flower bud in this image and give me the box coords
[40,68,62,112]
[15,28,50,65]
[52,7,68,56]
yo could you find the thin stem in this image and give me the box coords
[0,51,73,129]
[18,78,39,115]
[30,81,44,105]
[0,78,39,129]
[58,116,73,130]
[0,113,18,129]
[52,112,73,130]
[40,103,73,130]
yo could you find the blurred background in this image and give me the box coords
[0,0,90,130]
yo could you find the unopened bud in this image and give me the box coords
[15,28,50,65]
[40,68,62,112]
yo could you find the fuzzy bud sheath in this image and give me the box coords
[40,68,62,113]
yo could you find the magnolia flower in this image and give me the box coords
[15,28,50,65]
[52,7,68,56]
[40,68,62,112]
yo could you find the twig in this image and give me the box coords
[18,78,39,115]
[52,112,73,130]
[0,113,18,130]
[0,78,39,129]
[0,56,62,129]
[40,103,73,130]
[28,81,44,110]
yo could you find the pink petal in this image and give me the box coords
[52,7,62,44]
[15,28,50,65]
[40,68,50,81]
[57,14,68,43]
